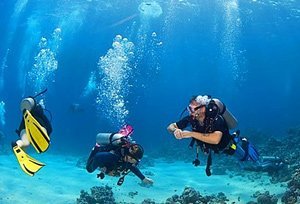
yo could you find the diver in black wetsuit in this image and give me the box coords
[86,125,153,186]
[167,95,259,176]
[15,91,52,149]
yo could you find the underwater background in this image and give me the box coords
[1,0,300,203]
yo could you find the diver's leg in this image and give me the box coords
[86,152,118,173]
[86,144,101,173]
[16,129,30,148]
[233,144,246,160]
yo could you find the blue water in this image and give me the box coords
[0,0,300,155]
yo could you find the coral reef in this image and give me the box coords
[281,168,300,204]
[77,185,116,204]
[252,191,278,204]
[165,187,229,204]
[141,199,156,204]
[254,127,300,183]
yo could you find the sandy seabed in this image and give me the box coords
[0,152,286,204]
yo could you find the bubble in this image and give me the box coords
[124,42,134,51]
[114,35,122,42]
[122,38,128,43]
[112,41,122,49]
[83,72,97,97]
[28,28,62,93]
[95,35,135,126]
[54,27,61,34]
[0,49,9,92]
[39,37,47,48]
[138,1,163,18]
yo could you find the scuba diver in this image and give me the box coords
[12,89,52,176]
[86,125,153,186]
[245,156,287,172]
[69,103,84,113]
[167,95,259,176]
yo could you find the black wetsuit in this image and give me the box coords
[176,115,231,153]
[86,146,145,180]
[17,104,52,136]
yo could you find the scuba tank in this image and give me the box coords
[96,124,134,146]
[211,98,238,130]
[96,133,123,146]
[20,89,48,112]
[191,95,238,129]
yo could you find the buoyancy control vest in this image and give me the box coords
[208,98,238,130]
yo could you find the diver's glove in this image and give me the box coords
[240,138,259,162]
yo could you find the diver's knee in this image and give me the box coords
[22,139,30,147]
[16,139,30,148]
[86,160,95,173]
[16,140,24,148]
[19,130,30,147]
[86,166,94,173]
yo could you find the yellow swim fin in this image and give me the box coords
[24,110,50,153]
[12,145,45,176]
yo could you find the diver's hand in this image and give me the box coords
[174,129,183,139]
[181,130,192,138]
[142,177,154,185]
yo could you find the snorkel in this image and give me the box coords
[32,88,48,99]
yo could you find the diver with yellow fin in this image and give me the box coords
[12,89,52,176]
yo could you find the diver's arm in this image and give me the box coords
[167,123,179,133]
[168,116,191,134]
[130,165,145,180]
[130,165,153,184]
[181,130,223,145]
[168,123,184,139]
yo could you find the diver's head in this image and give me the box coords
[126,144,144,163]
[195,95,210,106]
[20,97,35,112]
[187,95,209,120]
